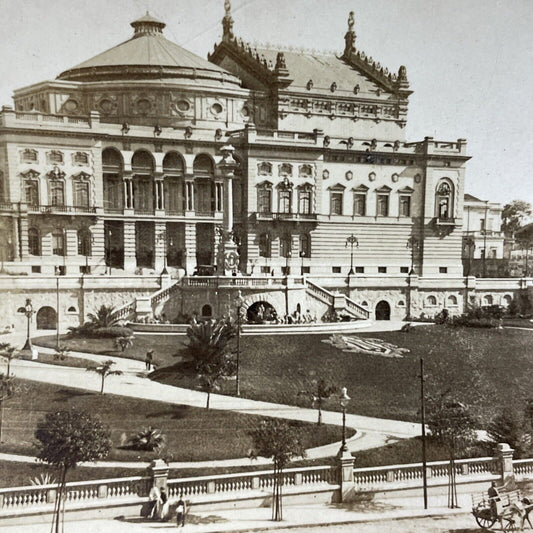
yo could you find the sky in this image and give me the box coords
[0,0,532,208]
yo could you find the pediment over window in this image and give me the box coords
[375,185,392,193]
[297,181,314,190]
[20,169,40,179]
[398,186,414,194]
[328,183,346,191]
[256,180,273,188]
[72,171,92,181]
[277,177,294,189]
[352,184,369,192]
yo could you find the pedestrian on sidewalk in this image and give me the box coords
[158,487,169,521]
[145,349,154,371]
[176,493,186,527]
[147,484,160,519]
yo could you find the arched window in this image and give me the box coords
[103,148,123,212]
[52,229,65,256]
[426,295,437,306]
[299,234,311,258]
[132,151,154,213]
[483,294,493,305]
[193,154,214,177]
[280,234,292,258]
[436,179,454,220]
[28,227,41,256]
[503,295,512,307]
[77,228,92,256]
[163,152,185,214]
[67,306,77,313]
[102,148,123,173]
[447,295,458,306]
[132,151,154,174]
[201,304,212,317]
[259,233,271,258]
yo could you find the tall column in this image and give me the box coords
[184,223,196,275]
[123,221,136,272]
[154,221,166,272]
[18,216,28,260]
[217,145,238,275]
[91,219,105,274]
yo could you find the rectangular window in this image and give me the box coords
[302,266,311,274]
[399,195,411,217]
[378,266,387,273]
[261,266,270,274]
[377,194,389,216]
[354,193,366,216]
[355,266,364,274]
[400,266,409,273]
[80,265,91,274]
[298,190,311,214]
[279,190,291,213]
[31,265,41,273]
[25,181,39,206]
[257,188,272,213]
[50,181,64,206]
[52,231,65,256]
[104,176,122,210]
[74,181,89,208]
[330,192,343,215]
[439,266,448,274]
[332,266,341,273]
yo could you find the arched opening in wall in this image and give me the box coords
[375,301,391,321]
[163,152,185,215]
[67,306,77,314]
[193,154,215,214]
[503,295,513,307]
[102,148,124,212]
[483,295,493,306]
[246,301,277,324]
[36,306,57,330]
[447,295,458,306]
[201,304,212,318]
[132,150,155,213]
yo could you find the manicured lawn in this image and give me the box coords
[0,379,346,466]
[151,325,533,424]
[34,334,184,368]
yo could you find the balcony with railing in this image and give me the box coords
[255,211,317,222]
[28,204,97,214]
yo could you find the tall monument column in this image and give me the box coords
[217,145,239,275]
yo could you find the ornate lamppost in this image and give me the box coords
[21,299,34,351]
[339,387,350,453]
[285,250,292,317]
[156,229,168,275]
[345,234,358,276]
[406,237,419,275]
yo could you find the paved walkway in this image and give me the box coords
[2,496,474,533]
[0,324,420,469]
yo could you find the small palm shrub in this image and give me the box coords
[129,427,166,451]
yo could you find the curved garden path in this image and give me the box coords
[0,327,420,469]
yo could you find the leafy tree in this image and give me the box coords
[35,409,111,533]
[249,419,306,521]
[129,426,166,452]
[0,374,18,442]
[87,305,119,329]
[114,335,134,353]
[85,359,122,394]
[178,318,236,409]
[502,200,532,236]
[0,342,17,376]
[487,410,532,459]
[298,378,337,425]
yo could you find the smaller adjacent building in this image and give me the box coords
[462,193,505,277]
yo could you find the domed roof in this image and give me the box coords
[57,13,240,86]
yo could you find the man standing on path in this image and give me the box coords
[176,493,186,527]
[145,349,154,371]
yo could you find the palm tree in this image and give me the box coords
[129,426,166,451]
[87,305,119,329]
[114,335,134,353]
[178,318,236,409]
[0,343,17,376]
[54,345,69,361]
[86,360,122,394]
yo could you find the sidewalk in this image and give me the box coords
[1,496,473,533]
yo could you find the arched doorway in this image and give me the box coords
[375,301,391,321]
[246,301,277,324]
[36,306,57,329]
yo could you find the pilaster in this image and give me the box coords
[154,221,166,272]
[123,221,136,271]
[185,222,196,275]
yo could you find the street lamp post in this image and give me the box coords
[22,299,34,351]
[285,251,292,317]
[406,237,419,275]
[345,234,358,276]
[299,250,305,276]
[55,266,60,350]
[339,387,350,453]
[235,290,243,396]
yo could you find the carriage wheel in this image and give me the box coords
[502,518,519,532]
[474,514,496,529]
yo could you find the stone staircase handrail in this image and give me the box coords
[344,295,371,319]
[306,279,335,304]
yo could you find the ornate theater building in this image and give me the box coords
[0,3,522,327]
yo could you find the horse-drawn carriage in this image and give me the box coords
[472,489,533,531]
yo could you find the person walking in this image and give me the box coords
[145,349,154,371]
[176,493,186,527]
[158,487,169,521]
[147,485,160,519]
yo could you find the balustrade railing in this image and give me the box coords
[514,458,533,477]
[28,204,97,214]
[344,295,370,319]
[111,300,137,321]
[151,281,180,307]
[306,279,334,304]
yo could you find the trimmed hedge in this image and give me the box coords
[68,325,134,338]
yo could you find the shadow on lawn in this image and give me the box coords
[55,388,93,401]
[144,405,191,420]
